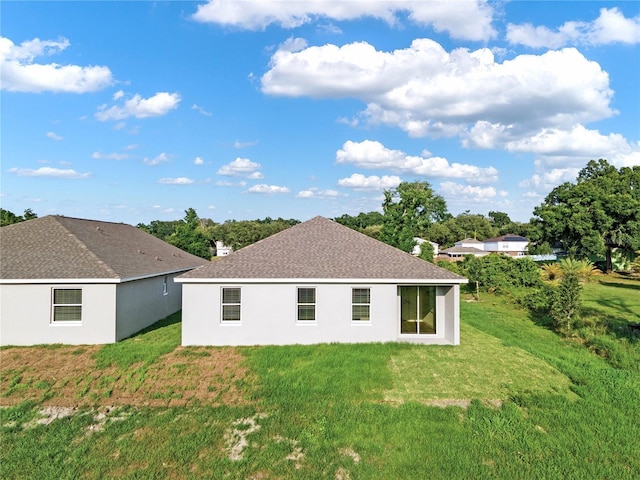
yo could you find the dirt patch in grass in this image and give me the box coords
[1,346,252,407]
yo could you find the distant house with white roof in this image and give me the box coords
[439,235,529,260]
[483,234,529,256]
[214,240,233,256]
[411,238,439,257]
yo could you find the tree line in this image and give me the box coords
[3,159,638,270]
[137,208,299,260]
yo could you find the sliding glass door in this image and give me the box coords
[399,286,436,334]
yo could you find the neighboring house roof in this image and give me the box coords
[1,216,209,281]
[179,216,466,282]
[456,238,483,244]
[441,246,488,255]
[484,234,529,242]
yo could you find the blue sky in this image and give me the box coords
[2,1,639,225]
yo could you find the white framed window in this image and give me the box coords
[163,276,168,295]
[297,287,316,322]
[221,287,241,322]
[352,288,371,321]
[52,288,82,323]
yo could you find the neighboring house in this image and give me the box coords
[177,216,467,346]
[439,246,490,260]
[214,240,233,257]
[455,238,485,250]
[411,237,439,257]
[439,235,529,260]
[483,234,529,256]
[0,216,209,346]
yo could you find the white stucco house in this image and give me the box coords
[439,235,529,260]
[214,240,233,257]
[483,234,529,256]
[177,216,467,346]
[411,238,439,257]
[0,216,209,346]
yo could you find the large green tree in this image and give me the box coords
[380,181,449,252]
[533,159,640,272]
[166,208,212,259]
[206,217,298,251]
[334,211,384,231]
[1,208,37,226]
[424,213,496,248]
[488,211,511,230]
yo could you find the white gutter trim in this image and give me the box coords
[175,277,468,284]
[1,268,199,285]
[1,278,121,285]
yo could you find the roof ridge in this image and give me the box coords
[52,216,120,278]
[180,215,466,281]
[225,216,312,255]
[51,214,126,226]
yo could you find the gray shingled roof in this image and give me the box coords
[1,216,209,280]
[179,216,466,282]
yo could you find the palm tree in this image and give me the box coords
[558,258,601,282]
[540,263,563,284]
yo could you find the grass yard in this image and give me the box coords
[1,277,639,479]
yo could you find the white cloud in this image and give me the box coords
[7,166,91,179]
[46,131,63,141]
[247,184,290,194]
[518,168,579,190]
[191,103,212,116]
[233,140,258,149]
[113,90,124,100]
[248,171,264,179]
[95,92,181,121]
[439,181,497,201]
[337,116,359,127]
[337,173,401,190]
[157,177,195,185]
[143,152,170,166]
[216,180,247,187]
[317,23,342,35]
[466,123,640,170]
[124,144,140,150]
[92,151,129,160]
[262,39,614,139]
[217,157,262,177]
[193,156,204,165]
[505,125,634,159]
[507,8,640,48]
[296,188,343,199]
[0,36,113,93]
[279,37,308,53]
[191,1,496,41]
[336,140,498,183]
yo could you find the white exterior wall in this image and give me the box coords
[484,241,528,255]
[0,283,117,345]
[457,240,485,250]
[181,282,460,346]
[115,273,183,341]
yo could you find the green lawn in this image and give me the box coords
[2,279,639,479]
